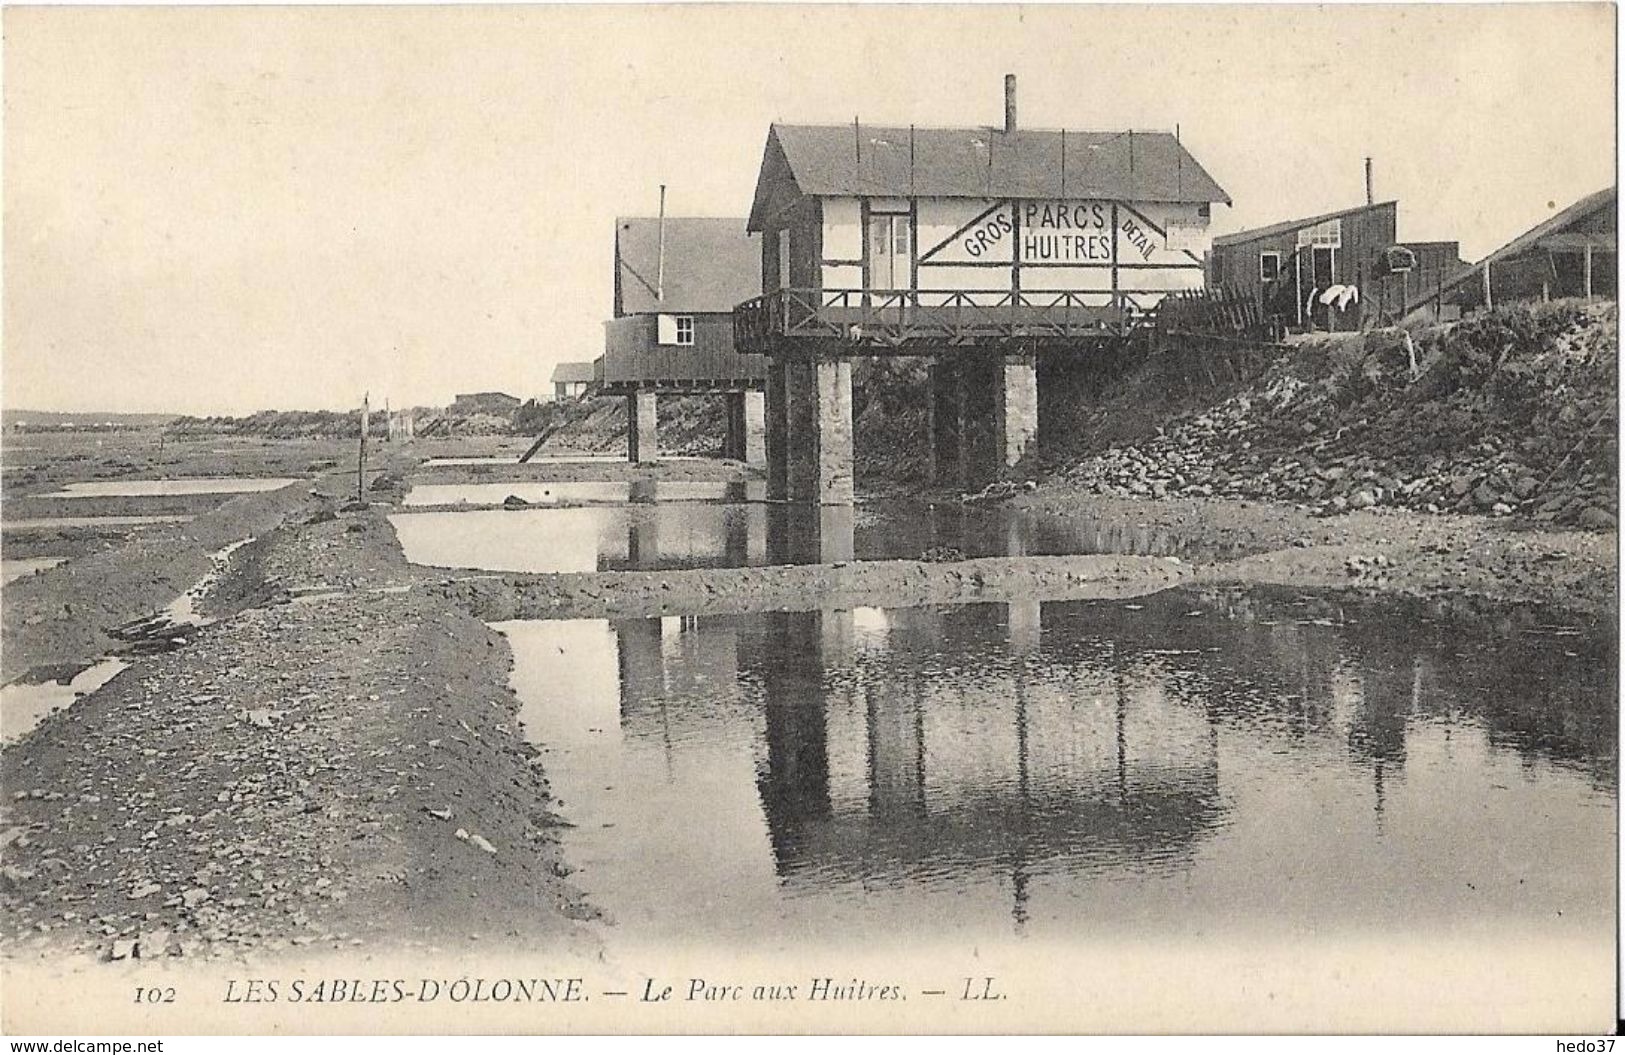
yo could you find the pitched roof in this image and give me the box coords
[550,361,595,384]
[1212,200,1398,249]
[748,123,1230,230]
[615,217,760,315]
[1404,186,1616,311]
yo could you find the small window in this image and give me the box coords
[1260,252,1282,282]
[1296,218,1343,248]
[656,314,694,346]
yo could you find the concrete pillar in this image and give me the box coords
[994,352,1039,473]
[765,361,789,499]
[787,356,854,505]
[626,390,658,463]
[929,360,963,487]
[722,390,765,464]
[784,360,816,501]
[720,395,739,460]
[960,353,999,485]
[742,389,766,465]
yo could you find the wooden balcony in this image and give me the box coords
[734,288,1149,355]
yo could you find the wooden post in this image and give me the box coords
[1584,243,1594,299]
[1294,249,1303,329]
[1482,260,1493,311]
[357,392,369,502]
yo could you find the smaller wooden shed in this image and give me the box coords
[1404,187,1616,319]
[1209,201,1466,332]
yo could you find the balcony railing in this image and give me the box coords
[734,288,1155,353]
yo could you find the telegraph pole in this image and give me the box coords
[357,392,370,503]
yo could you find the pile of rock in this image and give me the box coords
[1063,302,1618,529]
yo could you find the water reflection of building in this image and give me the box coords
[607,603,1227,930]
[598,593,1616,931]
[745,605,1224,930]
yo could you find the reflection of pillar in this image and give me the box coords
[994,351,1039,473]
[723,506,750,567]
[746,506,768,565]
[929,360,963,487]
[766,503,794,565]
[613,618,667,714]
[817,504,855,563]
[776,502,856,564]
[1011,665,1031,933]
[765,361,790,500]
[816,608,854,663]
[1115,651,1129,804]
[627,390,658,463]
[1006,600,1041,656]
[627,510,660,569]
[786,356,854,505]
[1002,508,1029,558]
[867,667,925,817]
[756,611,837,867]
[742,389,766,465]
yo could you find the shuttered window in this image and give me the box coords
[657,315,695,346]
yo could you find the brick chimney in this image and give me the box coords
[1004,74,1017,134]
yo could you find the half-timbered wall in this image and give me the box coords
[809,194,1209,310]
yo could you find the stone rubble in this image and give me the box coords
[1062,302,1618,529]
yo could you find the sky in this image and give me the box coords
[3,4,1616,415]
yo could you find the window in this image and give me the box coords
[777,232,791,292]
[867,210,913,290]
[1260,251,1281,282]
[656,314,695,346]
[1296,219,1343,248]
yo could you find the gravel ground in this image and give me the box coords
[2,504,591,966]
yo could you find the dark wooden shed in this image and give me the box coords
[1209,201,1466,331]
[1404,186,1616,319]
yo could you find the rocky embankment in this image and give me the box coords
[1058,301,1618,529]
[1,494,591,965]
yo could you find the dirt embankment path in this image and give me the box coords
[2,492,591,965]
[411,457,761,486]
[440,553,1193,622]
[2,482,331,684]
